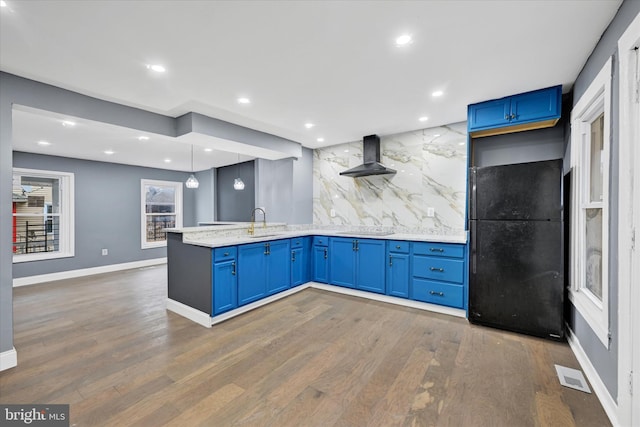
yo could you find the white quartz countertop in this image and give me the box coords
[171,224,468,248]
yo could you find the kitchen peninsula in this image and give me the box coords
[166,223,468,328]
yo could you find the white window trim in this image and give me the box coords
[12,168,75,263]
[569,57,611,347]
[141,179,183,249]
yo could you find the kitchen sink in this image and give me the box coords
[248,233,283,239]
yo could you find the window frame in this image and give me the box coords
[569,57,611,347]
[12,168,75,263]
[140,179,183,249]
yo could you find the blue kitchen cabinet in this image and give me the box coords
[329,237,385,294]
[267,239,291,294]
[411,242,467,309]
[386,240,410,299]
[312,236,329,283]
[212,246,238,315]
[468,85,561,136]
[356,239,385,294]
[329,237,356,288]
[237,242,268,305]
[291,237,311,286]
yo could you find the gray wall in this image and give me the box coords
[0,72,180,356]
[216,161,256,222]
[194,168,216,224]
[473,123,565,167]
[12,151,197,278]
[565,0,640,401]
[253,148,313,224]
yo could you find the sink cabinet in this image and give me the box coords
[291,237,311,287]
[237,239,291,306]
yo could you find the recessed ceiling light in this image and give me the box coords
[61,120,76,127]
[37,140,51,146]
[395,34,412,46]
[433,133,441,137]
[164,158,171,163]
[432,90,444,97]
[317,137,324,143]
[344,149,349,153]
[146,64,166,73]
[237,97,251,104]
[204,148,213,152]
[138,136,149,141]
[458,142,465,146]
[419,116,428,122]
[304,123,315,129]
[104,150,115,155]
[0,1,7,7]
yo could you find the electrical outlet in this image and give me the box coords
[330,209,336,218]
[101,248,108,256]
[427,207,435,217]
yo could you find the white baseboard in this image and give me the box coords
[309,282,467,318]
[166,298,212,328]
[565,326,618,426]
[0,347,17,371]
[13,258,167,287]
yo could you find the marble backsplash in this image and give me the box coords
[313,122,468,235]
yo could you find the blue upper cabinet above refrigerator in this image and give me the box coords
[468,85,562,138]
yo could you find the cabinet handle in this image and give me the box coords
[396,245,401,249]
[389,255,393,267]
[352,240,356,251]
[355,240,359,251]
[223,252,229,257]
[231,262,236,276]
[429,290,444,297]
[324,248,328,259]
[430,267,444,272]
[292,251,296,262]
[264,242,271,255]
[429,248,444,253]
[510,113,516,120]
[505,114,510,120]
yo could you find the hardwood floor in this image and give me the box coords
[1,266,611,426]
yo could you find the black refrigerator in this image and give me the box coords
[468,159,564,340]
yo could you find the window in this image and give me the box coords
[569,58,611,346]
[141,179,182,249]
[12,168,74,263]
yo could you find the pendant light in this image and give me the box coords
[185,145,199,189]
[234,153,245,190]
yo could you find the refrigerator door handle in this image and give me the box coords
[471,220,477,274]
[469,168,477,222]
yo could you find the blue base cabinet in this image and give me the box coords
[212,246,238,315]
[386,241,410,299]
[312,236,329,283]
[411,242,467,309]
[291,237,312,286]
[238,239,291,306]
[329,237,385,294]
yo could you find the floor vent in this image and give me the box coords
[555,364,591,393]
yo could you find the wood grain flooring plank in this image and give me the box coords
[1,265,612,427]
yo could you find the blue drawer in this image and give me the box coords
[413,256,464,283]
[214,246,237,262]
[412,279,463,308]
[413,242,464,258]
[291,238,304,248]
[313,236,329,247]
[388,240,409,253]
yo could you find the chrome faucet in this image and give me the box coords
[248,207,266,235]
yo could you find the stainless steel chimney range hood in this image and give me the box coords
[339,135,397,178]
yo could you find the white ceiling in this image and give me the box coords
[0,0,623,171]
